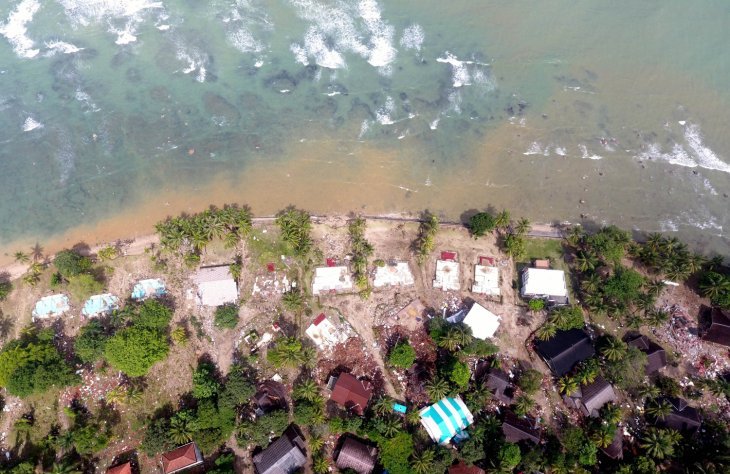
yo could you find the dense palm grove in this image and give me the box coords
[0,206,728,473]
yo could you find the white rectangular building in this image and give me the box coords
[373,262,415,288]
[193,265,238,307]
[312,266,353,295]
[433,260,460,291]
[472,265,500,296]
[521,268,568,304]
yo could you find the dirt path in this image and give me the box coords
[344,313,400,398]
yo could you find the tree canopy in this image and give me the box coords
[104,327,169,377]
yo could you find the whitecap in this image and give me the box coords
[429,118,440,130]
[22,116,43,131]
[358,119,371,139]
[636,143,696,168]
[400,24,424,51]
[44,39,83,55]
[437,52,470,87]
[524,142,549,156]
[0,0,41,59]
[683,123,730,174]
[375,96,395,125]
[554,147,567,156]
[579,144,602,160]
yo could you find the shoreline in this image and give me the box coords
[0,213,565,283]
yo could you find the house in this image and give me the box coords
[305,313,347,349]
[254,381,288,416]
[335,435,378,474]
[107,461,133,474]
[658,397,702,433]
[475,363,513,404]
[520,268,568,305]
[373,261,415,288]
[312,266,353,295]
[419,396,474,444]
[625,334,667,374]
[161,442,203,474]
[535,328,595,376]
[501,410,540,444]
[32,294,70,320]
[131,278,166,300]
[433,257,460,291]
[601,430,624,460]
[563,376,616,417]
[253,425,307,474]
[472,259,500,297]
[702,307,730,348]
[330,373,372,415]
[449,462,485,474]
[82,294,120,317]
[461,302,500,339]
[192,265,238,306]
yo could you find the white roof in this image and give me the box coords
[32,294,70,319]
[305,315,346,349]
[472,265,500,295]
[193,265,237,306]
[373,262,415,288]
[312,266,353,295]
[433,260,460,291]
[521,268,567,298]
[462,302,500,339]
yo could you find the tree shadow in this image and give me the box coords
[71,242,92,257]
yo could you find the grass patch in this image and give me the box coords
[247,228,293,268]
[521,238,567,271]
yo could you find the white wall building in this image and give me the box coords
[373,262,415,288]
[521,268,568,304]
[193,265,238,306]
[472,265,500,296]
[433,260,460,291]
[312,266,353,295]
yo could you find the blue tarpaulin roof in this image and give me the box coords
[32,294,70,319]
[393,403,407,414]
[131,279,166,300]
[419,396,474,444]
[82,294,119,317]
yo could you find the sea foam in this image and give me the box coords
[22,116,43,131]
[0,0,41,59]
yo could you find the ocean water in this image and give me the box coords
[0,0,729,259]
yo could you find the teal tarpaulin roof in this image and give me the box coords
[82,294,119,317]
[32,294,70,319]
[419,396,474,444]
[131,279,166,300]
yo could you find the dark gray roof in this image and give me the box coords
[335,436,378,474]
[535,329,595,376]
[483,369,513,404]
[579,377,616,417]
[253,426,306,474]
[502,411,540,444]
[626,334,667,373]
[601,430,623,459]
[703,308,730,347]
[660,397,702,433]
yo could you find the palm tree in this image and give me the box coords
[640,428,678,460]
[645,399,673,421]
[372,396,394,417]
[312,456,329,474]
[126,386,143,405]
[437,329,462,351]
[601,338,628,362]
[426,378,450,401]
[293,379,320,402]
[411,450,435,474]
[301,347,317,370]
[575,360,599,385]
[514,218,531,236]
[558,376,579,395]
[566,226,585,248]
[535,323,557,341]
[687,254,706,274]
[645,309,670,327]
[23,272,40,286]
[580,274,602,295]
[309,436,325,452]
[590,423,616,448]
[637,384,661,400]
[169,414,193,444]
[504,234,525,259]
[513,395,535,416]
[494,210,511,230]
[47,462,81,474]
[665,264,690,282]
[699,272,730,300]
[105,386,127,405]
[14,251,29,264]
[575,251,599,273]
[282,289,304,312]
[645,233,665,253]
[381,417,402,438]
[601,403,623,425]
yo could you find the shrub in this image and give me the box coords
[528,299,545,312]
[49,272,63,287]
[237,409,289,448]
[449,361,471,388]
[141,417,173,456]
[0,280,12,301]
[97,246,119,261]
[214,304,239,329]
[67,274,104,302]
[72,423,109,454]
[498,443,522,469]
[192,362,221,400]
[389,341,416,369]
[379,432,414,474]
[462,339,499,357]
[54,249,92,278]
[469,212,496,237]
[517,369,543,395]
[136,300,173,330]
[74,320,108,364]
[104,327,169,377]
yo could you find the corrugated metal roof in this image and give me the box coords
[335,436,377,474]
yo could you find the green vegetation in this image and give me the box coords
[104,327,169,377]
[0,328,78,397]
[276,207,313,256]
[349,216,374,293]
[468,212,496,237]
[267,337,314,368]
[67,273,104,302]
[388,340,417,369]
[414,212,439,264]
[54,249,92,278]
[0,279,12,301]
[214,304,239,329]
[73,319,107,364]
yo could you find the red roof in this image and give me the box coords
[326,258,336,267]
[107,462,132,474]
[313,313,326,326]
[330,373,372,415]
[162,443,202,474]
[267,263,275,272]
[441,251,457,261]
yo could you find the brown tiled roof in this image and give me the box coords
[330,373,372,414]
[107,462,132,474]
[703,308,730,347]
[335,436,378,474]
[161,443,202,474]
[449,461,485,474]
[502,411,540,444]
[626,334,667,373]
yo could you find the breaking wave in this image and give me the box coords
[0,0,41,59]
[636,122,730,174]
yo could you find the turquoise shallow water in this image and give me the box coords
[0,0,729,254]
